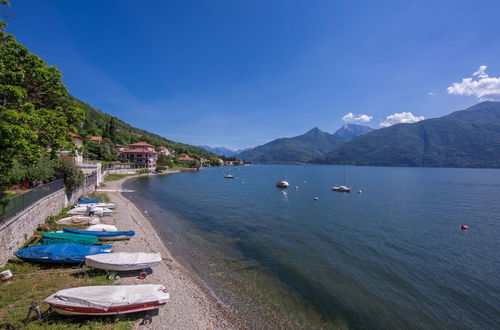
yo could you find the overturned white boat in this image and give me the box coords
[76,202,115,209]
[45,284,169,316]
[67,207,113,216]
[85,252,162,271]
[56,216,100,226]
[85,224,118,232]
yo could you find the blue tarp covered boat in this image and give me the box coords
[15,243,113,264]
[78,198,101,204]
[63,228,135,240]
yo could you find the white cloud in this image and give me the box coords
[428,92,436,96]
[380,112,425,127]
[342,112,373,123]
[447,65,500,101]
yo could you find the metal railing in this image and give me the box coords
[0,179,64,223]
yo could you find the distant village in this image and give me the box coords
[67,133,245,170]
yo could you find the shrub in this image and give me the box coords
[54,158,84,190]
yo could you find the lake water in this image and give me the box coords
[125,165,499,329]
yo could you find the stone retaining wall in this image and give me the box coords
[0,190,67,266]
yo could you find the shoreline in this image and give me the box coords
[101,172,237,329]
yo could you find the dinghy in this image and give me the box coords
[56,216,100,226]
[78,198,101,204]
[76,202,115,209]
[85,224,118,231]
[63,228,135,240]
[45,284,170,316]
[67,206,113,216]
[15,243,112,264]
[41,232,99,245]
[86,252,162,271]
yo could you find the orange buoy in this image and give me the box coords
[461,225,469,230]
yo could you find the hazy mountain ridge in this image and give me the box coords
[237,124,372,163]
[314,101,500,168]
[198,146,253,157]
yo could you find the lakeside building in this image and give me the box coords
[90,136,102,142]
[60,132,83,164]
[157,146,173,156]
[178,154,194,162]
[121,141,158,168]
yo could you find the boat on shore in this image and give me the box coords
[40,232,99,245]
[45,284,170,316]
[77,198,100,204]
[63,228,135,240]
[15,243,112,264]
[68,206,113,216]
[76,202,115,209]
[56,216,100,226]
[85,224,118,231]
[85,252,162,271]
[276,180,289,188]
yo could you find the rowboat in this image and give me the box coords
[63,228,135,240]
[45,284,170,316]
[15,243,112,264]
[85,252,162,271]
[67,207,113,216]
[76,202,115,209]
[85,224,118,231]
[40,232,99,245]
[56,216,100,226]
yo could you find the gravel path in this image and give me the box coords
[101,175,235,329]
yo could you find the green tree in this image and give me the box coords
[54,158,83,190]
[0,5,84,187]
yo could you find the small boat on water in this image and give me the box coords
[224,174,234,179]
[67,207,113,216]
[76,202,115,209]
[86,252,162,271]
[332,166,351,193]
[45,284,170,316]
[40,232,99,245]
[63,228,135,241]
[77,198,101,204]
[276,180,289,188]
[56,216,100,226]
[15,243,112,264]
[332,185,351,192]
[85,224,118,232]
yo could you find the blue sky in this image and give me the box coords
[5,0,500,148]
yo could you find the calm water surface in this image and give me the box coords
[125,165,499,329]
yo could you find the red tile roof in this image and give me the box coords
[158,146,167,150]
[130,141,154,147]
[69,132,81,139]
[122,148,157,154]
[178,157,194,161]
[91,136,102,141]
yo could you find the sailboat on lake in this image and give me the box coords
[332,166,351,192]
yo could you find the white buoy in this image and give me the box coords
[314,197,319,201]
[295,186,299,189]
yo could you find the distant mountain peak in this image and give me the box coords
[334,124,374,141]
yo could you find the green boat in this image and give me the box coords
[40,232,99,245]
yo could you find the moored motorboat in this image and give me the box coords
[45,284,170,316]
[276,180,289,188]
[56,216,100,226]
[85,224,118,231]
[85,252,162,271]
[63,228,135,240]
[15,243,112,264]
[224,174,234,179]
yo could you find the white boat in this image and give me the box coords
[332,185,351,192]
[45,284,169,316]
[67,206,113,216]
[85,224,118,232]
[276,180,289,188]
[76,202,115,209]
[224,174,234,179]
[332,166,351,192]
[56,216,100,225]
[85,252,162,271]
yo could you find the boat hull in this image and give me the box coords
[50,301,166,316]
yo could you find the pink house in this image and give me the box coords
[121,141,158,168]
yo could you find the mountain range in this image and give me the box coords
[314,101,500,168]
[197,146,253,157]
[237,124,373,164]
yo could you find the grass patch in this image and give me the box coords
[103,173,135,182]
[0,259,134,329]
[88,191,110,203]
